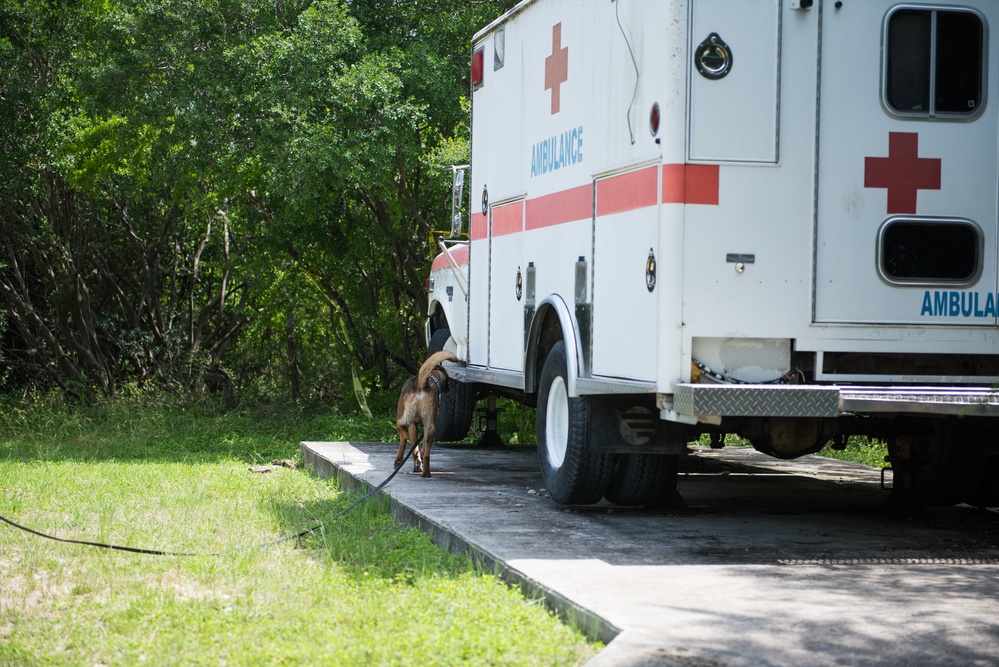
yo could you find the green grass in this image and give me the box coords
[692,432,890,468]
[0,394,599,666]
[816,436,890,468]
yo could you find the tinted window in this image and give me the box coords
[881,220,980,283]
[886,9,984,117]
[935,12,984,113]
[887,11,932,112]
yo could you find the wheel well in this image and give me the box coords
[428,301,448,337]
[528,306,565,400]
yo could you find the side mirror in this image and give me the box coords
[450,166,466,238]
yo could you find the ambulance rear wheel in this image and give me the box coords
[604,454,678,507]
[427,328,476,442]
[536,341,613,505]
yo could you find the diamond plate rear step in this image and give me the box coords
[838,386,999,417]
[672,384,999,418]
[673,384,841,418]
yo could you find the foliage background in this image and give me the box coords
[0,0,513,408]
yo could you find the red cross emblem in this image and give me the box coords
[544,23,568,115]
[864,132,941,214]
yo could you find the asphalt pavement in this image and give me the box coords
[301,440,999,667]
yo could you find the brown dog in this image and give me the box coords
[395,350,457,477]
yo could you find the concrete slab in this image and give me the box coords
[302,441,999,667]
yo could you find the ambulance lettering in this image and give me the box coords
[920,290,999,318]
[530,126,584,177]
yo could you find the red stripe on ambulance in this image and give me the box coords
[663,164,720,205]
[470,212,487,241]
[596,165,659,216]
[525,184,592,229]
[462,163,720,247]
[491,201,524,237]
[430,243,469,271]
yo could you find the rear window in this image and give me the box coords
[884,8,986,119]
[878,218,981,285]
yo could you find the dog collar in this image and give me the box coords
[428,373,442,396]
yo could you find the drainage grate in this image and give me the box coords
[779,557,999,566]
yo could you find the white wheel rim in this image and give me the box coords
[545,376,569,468]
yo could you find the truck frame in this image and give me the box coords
[426,0,999,507]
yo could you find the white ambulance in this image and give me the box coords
[426,0,999,508]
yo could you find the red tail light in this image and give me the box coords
[471,47,484,89]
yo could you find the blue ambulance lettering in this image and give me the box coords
[530,125,583,177]
[920,290,998,318]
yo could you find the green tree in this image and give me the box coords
[0,0,513,404]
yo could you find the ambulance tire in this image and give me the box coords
[427,328,476,442]
[536,341,613,505]
[604,454,677,507]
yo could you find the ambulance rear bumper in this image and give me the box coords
[671,384,999,419]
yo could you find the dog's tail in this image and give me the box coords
[418,350,457,389]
